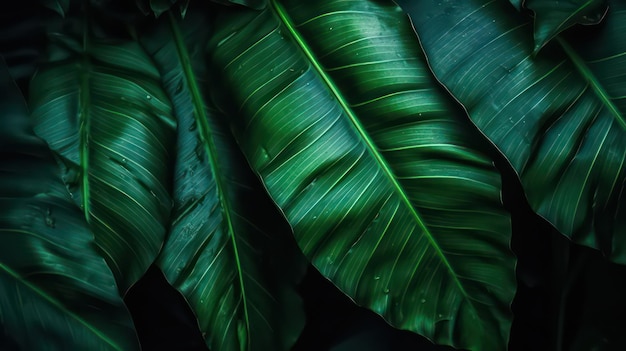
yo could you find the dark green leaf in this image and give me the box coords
[141,12,305,351]
[209,1,516,350]
[0,58,139,351]
[411,0,626,262]
[29,20,177,292]
[525,0,608,51]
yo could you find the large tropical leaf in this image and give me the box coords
[28,18,177,292]
[140,12,305,351]
[0,58,139,351]
[208,1,516,350]
[410,0,626,263]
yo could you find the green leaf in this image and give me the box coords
[525,0,609,52]
[410,1,626,262]
[29,20,177,292]
[209,1,516,350]
[141,12,305,351]
[0,58,139,351]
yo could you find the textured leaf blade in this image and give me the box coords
[411,0,626,262]
[141,12,305,351]
[29,23,177,292]
[525,0,608,51]
[0,58,138,351]
[209,1,516,350]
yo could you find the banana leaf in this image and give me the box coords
[28,18,177,292]
[140,12,305,351]
[410,0,626,263]
[0,58,139,351]
[208,1,516,350]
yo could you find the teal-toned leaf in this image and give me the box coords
[29,20,177,292]
[209,1,516,350]
[141,12,305,351]
[525,0,609,51]
[411,0,626,262]
[0,58,139,351]
[510,0,524,11]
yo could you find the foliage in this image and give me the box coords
[0,0,624,350]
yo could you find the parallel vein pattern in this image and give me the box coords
[210,1,516,350]
[412,0,626,263]
[0,62,138,351]
[29,29,176,292]
[142,13,305,351]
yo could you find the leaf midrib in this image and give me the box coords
[556,36,626,130]
[167,13,252,348]
[269,0,479,318]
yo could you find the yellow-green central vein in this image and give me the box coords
[168,13,251,347]
[270,0,477,316]
[79,24,91,220]
[557,36,626,130]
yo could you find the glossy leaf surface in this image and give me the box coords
[29,21,177,292]
[141,13,305,351]
[411,0,626,262]
[0,59,139,351]
[209,1,516,350]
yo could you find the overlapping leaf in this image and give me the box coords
[209,1,516,350]
[28,19,177,292]
[140,12,305,351]
[523,0,608,51]
[0,58,138,351]
[411,0,626,262]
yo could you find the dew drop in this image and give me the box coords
[421,298,426,303]
[329,27,333,31]
[146,95,152,100]
[374,276,380,280]
[438,314,443,318]
[383,288,390,294]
